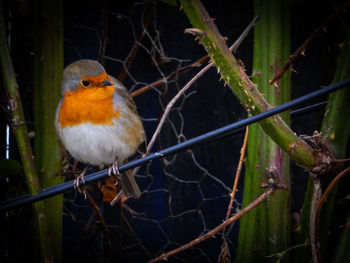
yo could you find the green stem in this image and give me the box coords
[236,1,291,261]
[319,28,350,261]
[0,1,53,262]
[295,27,350,263]
[33,0,64,262]
[180,0,315,167]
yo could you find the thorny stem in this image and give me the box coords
[131,16,257,178]
[181,0,316,166]
[130,16,259,98]
[269,1,349,84]
[149,188,275,263]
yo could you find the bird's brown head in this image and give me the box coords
[61,59,114,94]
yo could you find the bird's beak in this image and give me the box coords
[98,79,114,87]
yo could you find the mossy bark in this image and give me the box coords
[0,0,54,262]
[33,0,64,262]
[236,0,291,262]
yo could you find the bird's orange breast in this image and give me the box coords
[58,85,120,128]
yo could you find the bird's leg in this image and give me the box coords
[74,165,89,198]
[108,161,121,186]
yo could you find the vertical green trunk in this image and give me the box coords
[0,1,54,262]
[295,27,350,263]
[33,0,64,262]
[236,0,291,262]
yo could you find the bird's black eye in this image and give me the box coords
[81,80,90,87]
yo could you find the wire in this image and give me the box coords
[0,79,349,212]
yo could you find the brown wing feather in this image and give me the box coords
[109,75,147,153]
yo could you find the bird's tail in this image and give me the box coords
[120,163,141,199]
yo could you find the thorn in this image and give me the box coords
[184,28,207,36]
[290,67,298,73]
[221,36,228,41]
[301,50,306,56]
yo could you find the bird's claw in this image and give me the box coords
[108,162,120,176]
[108,162,121,187]
[74,174,87,199]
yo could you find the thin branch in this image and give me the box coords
[224,126,249,222]
[130,56,207,97]
[331,158,350,163]
[149,188,275,263]
[310,175,322,263]
[98,0,109,63]
[122,214,152,260]
[266,242,310,261]
[130,15,257,179]
[130,15,259,98]
[146,15,257,154]
[118,3,155,82]
[315,165,350,255]
[218,126,248,263]
[269,2,349,84]
[85,192,112,257]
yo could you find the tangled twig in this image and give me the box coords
[149,188,275,263]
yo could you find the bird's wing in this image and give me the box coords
[109,75,138,114]
[109,75,147,152]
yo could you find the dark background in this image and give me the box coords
[1,0,349,262]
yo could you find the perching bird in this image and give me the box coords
[55,59,146,199]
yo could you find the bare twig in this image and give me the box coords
[266,242,310,261]
[224,126,249,221]
[149,188,275,263]
[315,165,350,256]
[118,3,155,82]
[269,3,349,84]
[310,175,322,263]
[130,15,258,179]
[219,126,248,263]
[122,214,152,259]
[330,158,350,163]
[85,192,112,257]
[130,15,259,98]
[130,56,208,97]
[98,0,109,63]
[146,15,258,154]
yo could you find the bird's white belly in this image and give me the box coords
[58,122,134,167]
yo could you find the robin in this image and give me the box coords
[55,59,146,198]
